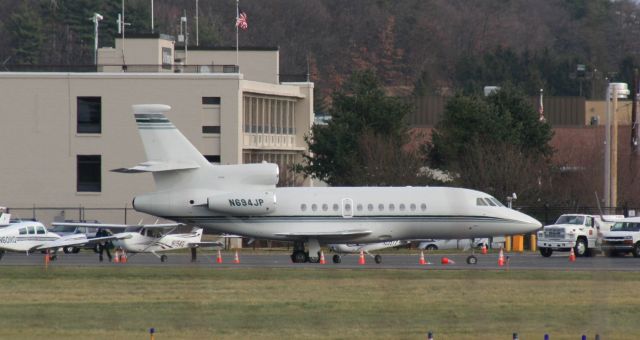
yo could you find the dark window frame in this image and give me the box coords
[77,155,101,192]
[77,97,102,134]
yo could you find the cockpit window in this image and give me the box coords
[36,226,46,234]
[485,198,497,206]
[19,228,27,235]
[27,226,35,234]
[477,198,488,206]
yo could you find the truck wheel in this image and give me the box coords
[633,243,640,258]
[574,238,587,257]
[539,248,553,257]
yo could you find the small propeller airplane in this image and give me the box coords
[0,220,120,260]
[52,222,223,262]
[328,240,409,264]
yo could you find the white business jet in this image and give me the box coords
[52,222,222,262]
[114,104,542,264]
[0,220,119,260]
[329,240,409,264]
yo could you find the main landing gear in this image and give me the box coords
[290,239,322,263]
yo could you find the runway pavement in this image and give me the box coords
[2,250,640,271]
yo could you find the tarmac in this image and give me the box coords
[2,250,640,271]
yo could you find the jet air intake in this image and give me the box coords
[207,191,276,215]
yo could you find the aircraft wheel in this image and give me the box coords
[291,251,307,263]
[308,256,320,263]
[426,245,438,251]
[72,247,81,254]
[63,246,75,254]
[466,255,477,265]
[332,254,341,264]
[539,248,553,257]
[160,255,168,263]
[374,255,382,264]
[50,254,57,261]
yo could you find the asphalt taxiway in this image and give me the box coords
[2,251,640,271]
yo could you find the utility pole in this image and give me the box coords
[91,13,103,65]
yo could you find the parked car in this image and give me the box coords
[417,238,489,251]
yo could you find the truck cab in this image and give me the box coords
[536,214,617,257]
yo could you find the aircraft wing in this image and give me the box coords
[274,229,372,239]
[33,235,127,251]
[51,222,183,230]
[187,241,224,248]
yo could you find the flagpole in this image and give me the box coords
[236,0,239,70]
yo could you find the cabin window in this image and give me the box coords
[300,204,307,211]
[345,203,352,211]
[378,204,385,211]
[420,203,427,211]
[36,226,46,234]
[389,204,395,211]
[322,204,328,211]
[477,198,488,206]
[27,226,35,234]
[399,204,406,211]
[311,204,318,212]
[367,204,374,211]
[410,203,416,211]
[19,228,26,235]
[332,204,339,211]
[356,204,363,212]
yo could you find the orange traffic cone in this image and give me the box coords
[569,247,576,262]
[481,244,488,255]
[233,250,240,264]
[419,251,427,265]
[319,250,326,264]
[440,257,455,265]
[358,250,366,265]
[120,250,127,264]
[498,248,505,267]
[113,249,120,263]
[216,249,223,264]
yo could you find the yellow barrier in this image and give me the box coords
[504,235,512,251]
[530,234,537,252]
[512,235,524,252]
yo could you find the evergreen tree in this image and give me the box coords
[7,3,44,64]
[299,70,417,186]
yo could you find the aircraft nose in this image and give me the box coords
[515,210,542,232]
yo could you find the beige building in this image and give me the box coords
[0,34,313,224]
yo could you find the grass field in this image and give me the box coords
[0,267,638,339]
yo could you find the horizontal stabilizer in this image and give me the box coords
[188,241,224,248]
[111,161,200,173]
[274,229,372,238]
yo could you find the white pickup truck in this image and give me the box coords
[536,214,621,257]
[600,217,640,257]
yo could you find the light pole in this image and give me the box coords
[92,13,104,65]
[605,82,630,212]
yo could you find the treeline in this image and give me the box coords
[3,0,640,101]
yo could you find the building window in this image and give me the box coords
[202,126,221,134]
[202,97,221,105]
[77,97,101,133]
[77,155,101,192]
[205,155,220,163]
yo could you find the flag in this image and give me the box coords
[236,10,248,30]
